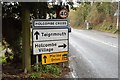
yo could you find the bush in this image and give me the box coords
[32,63,62,77]
[69,2,117,32]
[0,56,7,63]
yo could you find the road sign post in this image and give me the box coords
[32,19,69,65]
[36,55,39,72]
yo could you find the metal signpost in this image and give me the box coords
[32,19,69,66]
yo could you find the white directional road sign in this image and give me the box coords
[32,19,69,55]
[33,29,68,41]
[33,40,68,55]
[33,19,68,27]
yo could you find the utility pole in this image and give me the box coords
[116,1,119,30]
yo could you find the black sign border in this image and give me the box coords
[32,19,68,28]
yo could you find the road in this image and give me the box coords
[66,29,118,78]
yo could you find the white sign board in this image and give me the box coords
[33,40,68,55]
[33,29,68,41]
[33,20,68,27]
[32,19,69,55]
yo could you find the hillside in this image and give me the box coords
[68,2,119,33]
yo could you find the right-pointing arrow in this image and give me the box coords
[58,44,67,48]
[34,31,39,40]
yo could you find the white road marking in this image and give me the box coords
[86,36,118,48]
[71,72,77,78]
[68,57,79,78]
[70,38,102,78]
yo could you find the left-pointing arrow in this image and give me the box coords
[34,31,40,40]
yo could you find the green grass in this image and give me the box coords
[30,72,41,78]
[32,63,62,78]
